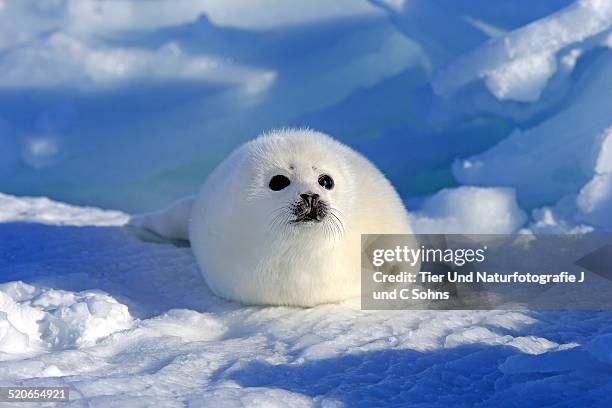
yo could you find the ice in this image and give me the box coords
[0,0,427,213]
[577,173,612,227]
[2,0,612,402]
[0,192,127,226]
[574,127,612,228]
[0,0,381,42]
[584,333,612,366]
[4,0,604,231]
[432,1,612,231]
[482,51,557,102]
[0,281,132,356]
[524,207,594,235]
[0,312,32,355]
[432,0,612,102]
[371,0,574,68]
[36,290,133,349]
[1,193,610,404]
[67,0,381,33]
[0,33,276,90]
[0,284,44,355]
[594,127,612,174]
[409,186,527,234]
[453,52,612,210]
[186,0,382,30]
[0,0,610,237]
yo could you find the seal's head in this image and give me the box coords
[243,129,356,240]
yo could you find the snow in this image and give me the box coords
[409,186,527,234]
[182,0,382,30]
[575,127,612,228]
[432,0,612,101]
[427,1,612,234]
[4,0,608,231]
[1,193,611,405]
[577,173,612,227]
[0,33,276,90]
[0,192,127,226]
[2,0,612,404]
[482,52,557,102]
[0,0,428,213]
[452,53,612,210]
[0,281,133,355]
[594,127,612,174]
[524,207,594,235]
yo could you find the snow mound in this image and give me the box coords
[577,173,612,227]
[453,53,612,210]
[0,281,132,355]
[409,186,527,234]
[433,0,612,101]
[0,192,128,226]
[575,127,612,228]
[0,33,276,91]
[524,207,594,234]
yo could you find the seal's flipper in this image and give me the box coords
[126,195,195,244]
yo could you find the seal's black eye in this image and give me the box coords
[269,175,291,191]
[318,174,334,190]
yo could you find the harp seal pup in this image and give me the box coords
[128,129,414,306]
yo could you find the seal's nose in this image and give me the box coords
[300,193,319,208]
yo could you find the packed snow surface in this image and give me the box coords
[1,193,611,406]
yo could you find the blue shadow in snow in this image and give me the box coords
[224,344,612,407]
[0,221,229,318]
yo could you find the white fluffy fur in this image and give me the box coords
[129,129,413,306]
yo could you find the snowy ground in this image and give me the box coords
[1,194,612,407]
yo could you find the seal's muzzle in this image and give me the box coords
[292,193,328,222]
